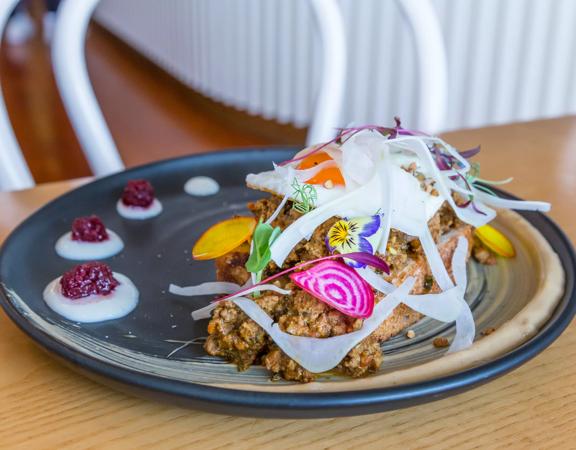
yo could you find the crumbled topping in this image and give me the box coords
[402,162,439,197]
[433,336,450,348]
[481,327,496,336]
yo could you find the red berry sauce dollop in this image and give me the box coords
[71,215,109,242]
[60,262,120,299]
[121,179,155,208]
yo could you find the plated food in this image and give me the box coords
[33,122,554,383]
[172,122,551,382]
[0,138,571,416]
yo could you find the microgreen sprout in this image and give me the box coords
[292,178,317,214]
[465,162,514,196]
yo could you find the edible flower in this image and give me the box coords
[290,260,374,318]
[475,224,515,258]
[326,215,383,267]
[192,216,256,260]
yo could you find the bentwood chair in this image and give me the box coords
[50,0,348,177]
[0,0,349,189]
[1,0,345,189]
[0,0,447,191]
[51,0,446,176]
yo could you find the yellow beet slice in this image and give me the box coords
[475,224,515,258]
[193,216,256,260]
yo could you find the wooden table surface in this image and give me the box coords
[1,118,576,449]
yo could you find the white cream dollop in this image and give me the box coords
[55,230,124,260]
[184,176,220,196]
[43,272,139,323]
[116,198,163,220]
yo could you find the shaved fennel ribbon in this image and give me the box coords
[448,238,475,352]
[355,269,462,322]
[265,133,547,351]
[270,171,382,266]
[265,193,289,225]
[357,237,474,352]
[169,282,291,321]
[231,277,415,373]
[169,282,243,297]
[393,137,497,228]
[179,239,471,369]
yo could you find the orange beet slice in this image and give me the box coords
[297,152,345,186]
[192,216,257,260]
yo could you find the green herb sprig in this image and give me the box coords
[291,178,317,214]
[465,162,513,196]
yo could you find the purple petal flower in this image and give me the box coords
[326,216,385,268]
[344,237,375,268]
[359,214,381,238]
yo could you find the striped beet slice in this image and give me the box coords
[290,260,374,318]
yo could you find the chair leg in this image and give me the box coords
[306,0,347,146]
[396,0,448,134]
[0,0,35,191]
[52,0,124,177]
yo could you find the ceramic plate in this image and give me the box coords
[0,149,574,418]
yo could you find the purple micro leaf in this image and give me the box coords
[430,146,452,170]
[342,252,390,273]
[277,119,430,166]
[459,145,481,159]
[471,201,488,216]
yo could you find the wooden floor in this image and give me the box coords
[1,22,304,184]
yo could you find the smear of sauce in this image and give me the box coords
[184,176,220,196]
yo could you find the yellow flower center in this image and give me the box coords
[328,220,357,249]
